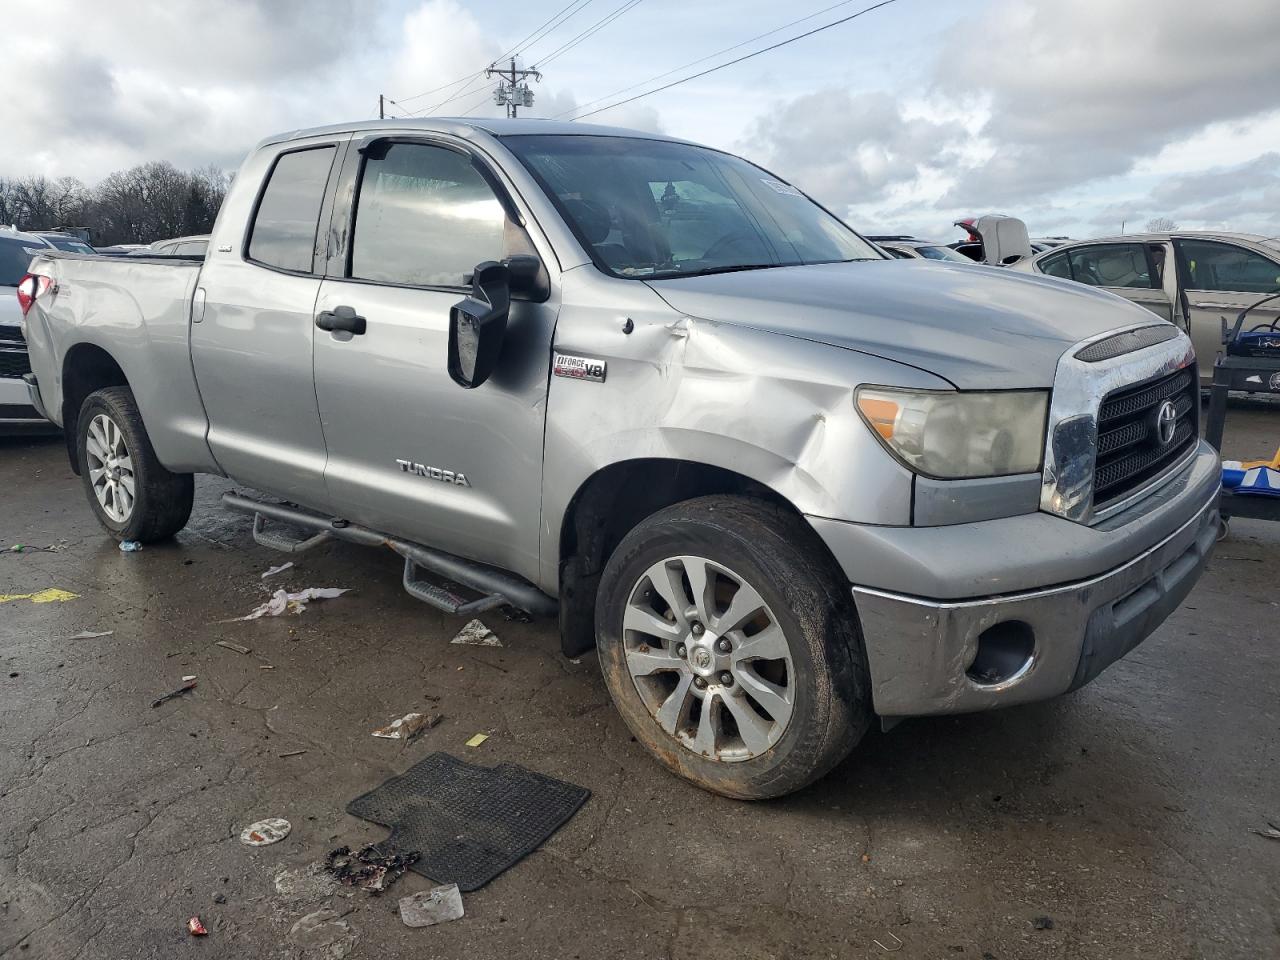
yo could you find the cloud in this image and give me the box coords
[743,90,968,210]
[0,0,493,181]
[936,0,1280,206]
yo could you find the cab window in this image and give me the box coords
[350,142,506,288]
[1175,238,1280,294]
[247,146,336,273]
[1038,250,1071,279]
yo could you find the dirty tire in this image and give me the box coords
[596,495,872,799]
[76,386,194,543]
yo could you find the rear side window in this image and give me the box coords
[248,146,336,273]
[1176,238,1280,294]
[1066,243,1156,289]
[1038,250,1071,279]
[350,142,506,288]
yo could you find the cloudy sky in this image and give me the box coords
[5,0,1279,240]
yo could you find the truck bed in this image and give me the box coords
[23,250,217,473]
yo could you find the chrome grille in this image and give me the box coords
[1093,367,1197,506]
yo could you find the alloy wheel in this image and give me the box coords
[85,413,135,523]
[623,555,795,762]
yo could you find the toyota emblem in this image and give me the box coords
[1154,399,1178,446]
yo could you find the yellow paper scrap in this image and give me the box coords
[465,733,489,748]
[0,588,80,604]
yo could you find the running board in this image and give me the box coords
[222,492,557,618]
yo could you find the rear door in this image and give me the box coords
[191,138,346,509]
[311,136,556,582]
[1051,242,1172,320]
[1174,237,1280,383]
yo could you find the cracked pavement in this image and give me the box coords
[2,400,1279,959]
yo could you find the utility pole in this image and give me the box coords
[379,94,385,120]
[485,58,541,118]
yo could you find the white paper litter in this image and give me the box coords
[450,619,501,647]
[371,712,439,741]
[66,630,114,640]
[240,817,291,846]
[399,884,464,927]
[227,587,350,621]
[261,562,295,579]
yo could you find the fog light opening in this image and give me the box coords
[966,621,1035,686]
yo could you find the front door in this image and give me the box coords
[191,140,344,510]
[312,138,555,582]
[1174,237,1280,384]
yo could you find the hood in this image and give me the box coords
[645,259,1167,389]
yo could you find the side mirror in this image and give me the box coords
[503,253,548,301]
[448,261,510,389]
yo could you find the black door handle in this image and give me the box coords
[316,305,366,335]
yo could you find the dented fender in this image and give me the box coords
[538,266,948,592]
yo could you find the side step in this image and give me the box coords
[222,492,557,618]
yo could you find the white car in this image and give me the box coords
[1,227,56,428]
[1014,231,1280,385]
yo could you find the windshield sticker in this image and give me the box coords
[760,178,803,197]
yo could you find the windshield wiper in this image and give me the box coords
[656,263,782,279]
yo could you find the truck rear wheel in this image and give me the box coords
[595,495,872,799]
[76,386,193,543]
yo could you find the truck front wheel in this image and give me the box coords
[76,387,194,543]
[595,496,872,799]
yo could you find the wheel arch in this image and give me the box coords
[556,457,837,657]
[61,343,129,475]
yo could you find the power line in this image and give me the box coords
[569,0,901,121]
[387,0,590,108]
[534,0,645,69]
[554,0,868,119]
[508,0,597,61]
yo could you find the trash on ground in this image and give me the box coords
[1255,821,1280,840]
[215,639,251,654]
[464,733,488,748]
[10,543,25,552]
[274,862,339,903]
[324,844,420,892]
[240,817,292,846]
[119,540,143,553]
[66,630,113,640]
[450,619,501,646]
[399,884,464,927]
[0,588,79,605]
[345,752,590,891]
[151,676,197,708]
[287,907,357,959]
[261,561,295,579]
[187,916,208,936]
[227,587,350,621]
[372,712,441,742]
[279,749,308,758]
[873,931,902,952]
[1032,916,1055,930]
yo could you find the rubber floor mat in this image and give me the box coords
[346,752,590,892]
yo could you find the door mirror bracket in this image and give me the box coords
[448,261,510,389]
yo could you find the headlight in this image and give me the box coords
[856,387,1048,479]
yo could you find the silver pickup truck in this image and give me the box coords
[19,119,1220,799]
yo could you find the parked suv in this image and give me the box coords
[20,119,1219,798]
[1015,231,1280,385]
[1,227,54,428]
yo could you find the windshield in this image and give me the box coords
[916,244,972,263]
[503,135,881,279]
[0,237,40,286]
[44,235,94,253]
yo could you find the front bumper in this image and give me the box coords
[811,441,1220,717]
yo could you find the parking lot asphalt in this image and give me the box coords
[2,399,1278,960]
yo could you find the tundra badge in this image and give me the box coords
[553,353,607,383]
[396,460,470,487]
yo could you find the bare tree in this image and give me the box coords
[1145,216,1178,232]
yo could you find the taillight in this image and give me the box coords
[16,274,53,317]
